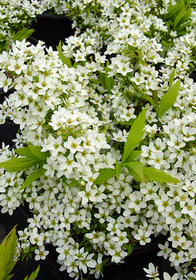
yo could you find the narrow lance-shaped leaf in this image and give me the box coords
[128,244,134,256]
[20,167,46,190]
[15,145,48,161]
[174,6,191,28]
[23,266,40,280]
[57,41,72,68]
[115,162,122,180]
[13,28,35,41]
[94,168,116,185]
[105,74,114,92]
[124,150,141,162]
[66,179,81,188]
[129,81,158,113]
[99,71,106,89]
[169,69,175,87]
[99,70,114,92]
[123,243,133,256]
[15,146,38,159]
[0,226,18,280]
[124,161,145,182]
[28,145,48,161]
[158,79,181,117]
[114,118,135,126]
[0,158,40,172]
[143,167,180,184]
[122,108,147,163]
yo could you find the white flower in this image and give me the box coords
[169,251,185,267]
[0,71,12,92]
[29,228,44,247]
[85,231,105,244]
[112,129,128,142]
[143,263,159,279]
[0,1,196,278]
[111,247,127,263]
[78,185,97,205]
[34,246,49,260]
[157,241,172,259]
[64,136,83,154]
[182,199,196,219]
[163,272,179,280]
[89,254,104,279]
[128,192,147,213]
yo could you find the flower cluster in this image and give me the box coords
[0,0,42,52]
[0,0,196,279]
[144,262,196,280]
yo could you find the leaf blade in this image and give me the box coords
[94,168,116,185]
[28,145,47,161]
[123,150,141,163]
[124,161,145,182]
[23,266,40,280]
[169,69,175,87]
[158,80,181,117]
[15,147,38,159]
[122,108,147,163]
[13,28,35,42]
[0,158,40,172]
[0,226,18,280]
[115,162,122,180]
[57,41,72,67]
[143,167,180,184]
[20,167,46,190]
[99,69,114,92]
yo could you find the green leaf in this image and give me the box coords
[161,40,171,48]
[28,145,47,161]
[23,266,40,280]
[169,69,175,87]
[174,5,191,28]
[99,69,114,92]
[15,146,47,161]
[99,71,106,88]
[105,75,113,92]
[0,226,18,280]
[163,0,191,35]
[57,41,72,67]
[129,81,158,112]
[12,28,35,42]
[143,167,180,184]
[122,108,147,163]
[115,162,122,180]
[20,167,46,190]
[123,243,134,256]
[158,79,181,117]
[0,158,40,172]
[124,161,145,182]
[138,93,158,113]
[94,168,116,185]
[65,179,81,188]
[15,147,38,159]
[127,243,134,255]
[114,119,135,126]
[123,150,141,163]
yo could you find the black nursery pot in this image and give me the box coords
[0,88,19,148]
[190,71,196,83]
[0,206,174,280]
[30,13,75,49]
[0,207,67,280]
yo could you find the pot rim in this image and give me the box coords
[36,13,70,21]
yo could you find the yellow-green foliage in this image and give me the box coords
[0,226,39,280]
[0,226,18,280]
